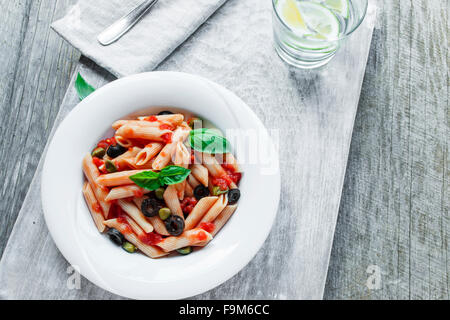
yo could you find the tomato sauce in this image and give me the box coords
[116,216,133,234]
[161,132,173,144]
[180,197,198,215]
[132,188,144,198]
[97,137,116,149]
[198,222,215,233]
[139,232,162,245]
[196,230,208,241]
[144,115,158,122]
[92,202,102,213]
[159,123,173,131]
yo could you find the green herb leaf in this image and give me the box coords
[189,128,231,154]
[129,166,191,190]
[129,170,161,191]
[75,73,95,100]
[159,166,191,185]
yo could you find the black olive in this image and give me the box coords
[164,215,185,236]
[107,144,127,158]
[141,197,163,217]
[107,228,124,246]
[228,189,240,205]
[193,185,209,200]
[158,110,174,115]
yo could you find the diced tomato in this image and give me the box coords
[198,222,215,233]
[180,197,198,215]
[228,172,242,184]
[221,163,235,172]
[161,132,173,144]
[92,157,104,167]
[144,116,158,122]
[159,123,173,130]
[133,188,144,198]
[96,137,116,149]
[92,202,102,213]
[139,232,162,245]
[211,177,229,191]
[196,230,208,241]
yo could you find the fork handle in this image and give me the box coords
[97,0,159,46]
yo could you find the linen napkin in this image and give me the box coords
[51,0,228,78]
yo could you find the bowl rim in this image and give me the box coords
[41,71,280,299]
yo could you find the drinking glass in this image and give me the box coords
[272,0,368,69]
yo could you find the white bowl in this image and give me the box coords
[41,72,280,299]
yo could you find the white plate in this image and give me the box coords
[41,72,280,299]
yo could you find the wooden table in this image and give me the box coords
[0,0,448,299]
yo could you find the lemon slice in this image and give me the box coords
[313,0,349,19]
[297,2,340,40]
[278,0,308,32]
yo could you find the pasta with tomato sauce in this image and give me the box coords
[81,110,241,258]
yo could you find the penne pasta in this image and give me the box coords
[188,173,201,188]
[184,196,218,230]
[115,124,172,142]
[105,184,150,201]
[152,126,191,170]
[163,185,184,219]
[173,142,190,199]
[117,199,154,233]
[211,205,238,236]
[133,197,170,236]
[198,194,228,225]
[184,182,194,197]
[135,143,163,166]
[103,219,168,258]
[82,154,111,218]
[115,136,134,148]
[114,147,142,169]
[137,114,184,126]
[122,157,155,169]
[190,164,208,187]
[96,169,149,187]
[82,182,106,232]
[199,152,238,189]
[156,228,213,252]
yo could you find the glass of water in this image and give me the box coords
[272,0,368,69]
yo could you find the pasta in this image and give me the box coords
[184,196,218,230]
[82,182,106,232]
[173,142,190,199]
[211,205,238,236]
[82,110,242,259]
[135,143,163,166]
[117,199,154,233]
[105,185,150,201]
[190,164,209,187]
[156,228,213,252]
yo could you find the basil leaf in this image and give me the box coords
[129,171,161,191]
[189,128,231,154]
[75,73,95,100]
[160,166,191,185]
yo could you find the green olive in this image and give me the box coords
[212,186,228,196]
[177,246,193,255]
[91,147,106,158]
[122,241,136,253]
[105,159,117,173]
[155,187,165,200]
[158,207,171,220]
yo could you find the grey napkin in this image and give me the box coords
[52,0,227,78]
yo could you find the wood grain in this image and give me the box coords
[0,0,80,257]
[324,0,449,300]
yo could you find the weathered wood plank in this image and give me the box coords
[0,0,80,258]
[324,0,449,300]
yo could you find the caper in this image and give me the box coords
[177,246,192,255]
[105,159,117,173]
[155,187,165,200]
[91,147,106,158]
[212,186,228,196]
[122,241,136,253]
[158,207,171,220]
